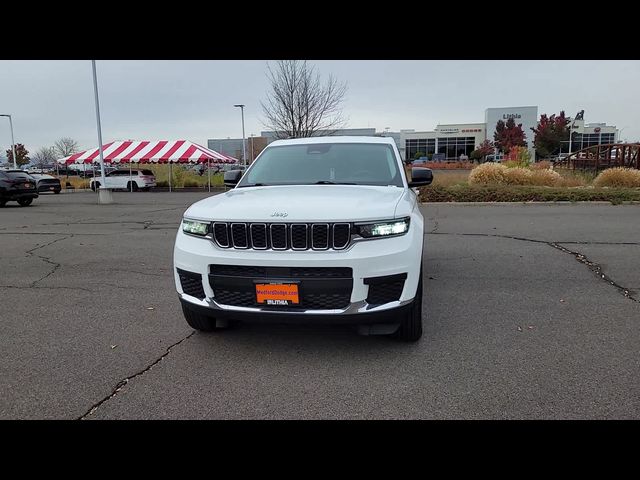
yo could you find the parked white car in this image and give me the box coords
[89,169,156,191]
[173,136,433,341]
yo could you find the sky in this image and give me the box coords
[0,60,639,156]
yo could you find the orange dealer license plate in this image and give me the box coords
[255,282,300,306]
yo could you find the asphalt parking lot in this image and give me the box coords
[1,192,639,419]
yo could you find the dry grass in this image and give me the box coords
[468,163,506,185]
[503,167,533,185]
[554,168,595,187]
[531,160,552,170]
[431,171,470,187]
[593,167,640,188]
[529,169,561,186]
[58,176,90,189]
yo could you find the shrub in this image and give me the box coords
[504,146,531,167]
[503,167,533,185]
[183,180,201,188]
[502,160,524,169]
[593,168,640,188]
[468,163,506,185]
[531,160,552,170]
[529,168,561,186]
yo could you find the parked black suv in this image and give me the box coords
[0,170,39,207]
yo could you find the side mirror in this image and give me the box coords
[224,169,243,187]
[408,167,433,187]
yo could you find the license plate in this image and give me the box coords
[255,283,299,306]
[49,186,55,190]
[24,183,32,188]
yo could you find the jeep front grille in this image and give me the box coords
[212,222,352,251]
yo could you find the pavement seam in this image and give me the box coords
[427,231,638,303]
[78,331,195,420]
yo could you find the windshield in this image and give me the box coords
[237,143,404,187]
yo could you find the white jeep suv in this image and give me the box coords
[90,168,156,191]
[173,137,433,341]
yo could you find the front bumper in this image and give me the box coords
[179,295,413,324]
[173,213,424,321]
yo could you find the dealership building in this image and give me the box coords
[400,106,619,161]
[208,106,620,163]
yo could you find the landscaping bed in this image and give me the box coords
[418,184,640,204]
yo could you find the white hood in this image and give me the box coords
[184,185,407,223]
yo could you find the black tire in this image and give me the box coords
[17,198,33,207]
[181,302,221,332]
[127,181,139,192]
[54,189,61,194]
[0,200,6,207]
[393,263,424,342]
[91,181,99,191]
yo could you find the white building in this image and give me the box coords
[485,106,538,157]
[399,106,619,161]
[400,124,486,161]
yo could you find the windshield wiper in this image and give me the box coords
[312,180,357,185]
[240,183,269,187]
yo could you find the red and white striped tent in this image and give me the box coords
[56,140,238,165]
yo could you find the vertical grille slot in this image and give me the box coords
[213,222,229,248]
[231,223,248,248]
[270,224,287,250]
[311,224,329,250]
[333,223,350,249]
[250,223,267,249]
[290,224,308,250]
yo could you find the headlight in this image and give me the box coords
[355,217,410,238]
[182,219,210,236]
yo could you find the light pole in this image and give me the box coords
[91,60,113,204]
[618,126,629,143]
[234,104,246,166]
[250,134,255,163]
[0,114,17,169]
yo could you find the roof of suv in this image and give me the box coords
[267,136,396,147]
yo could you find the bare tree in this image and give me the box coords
[31,146,57,169]
[261,60,348,139]
[53,137,80,158]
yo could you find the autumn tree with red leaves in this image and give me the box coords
[530,111,569,159]
[493,118,527,153]
[470,139,495,162]
[6,143,30,167]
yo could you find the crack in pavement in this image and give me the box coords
[110,268,170,278]
[428,231,639,303]
[25,236,71,288]
[0,284,93,292]
[549,242,638,303]
[78,331,195,420]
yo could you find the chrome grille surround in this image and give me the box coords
[211,222,353,251]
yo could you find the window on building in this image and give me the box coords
[405,138,435,160]
[437,137,475,159]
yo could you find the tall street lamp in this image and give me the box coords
[618,126,629,143]
[234,104,246,166]
[91,60,113,204]
[0,114,17,169]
